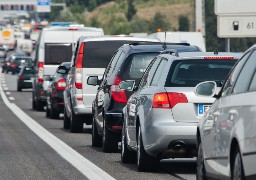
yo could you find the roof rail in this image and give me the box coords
[160,49,179,57]
[129,42,191,46]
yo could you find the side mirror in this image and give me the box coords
[195,81,217,97]
[57,65,69,74]
[119,80,135,91]
[87,76,100,86]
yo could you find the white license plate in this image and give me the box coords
[198,104,211,116]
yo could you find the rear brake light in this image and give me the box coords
[38,62,44,83]
[167,92,188,108]
[204,56,234,60]
[152,93,170,108]
[56,78,66,90]
[19,75,25,80]
[111,76,127,103]
[152,92,188,109]
[75,43,84,89]
[68,28,78,31]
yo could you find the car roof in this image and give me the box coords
[122,44,200,54]
[159,51,243,61]
[43,26,103,32]
[80,35,160,42]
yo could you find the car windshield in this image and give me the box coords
[165,59,237,87]
[23,68,33,74]
[14,58,32,66]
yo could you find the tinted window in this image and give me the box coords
[121,53,158,85]
[233,51,256,94]
[23,68,33,74]
[45,43,72,65]
[138,58,160,89]
[221,52,250,96]
[106,50,122,77]
[165,59,236,87]
[14,58,32,66]
[83,41,139,68]
[151,58,167,86]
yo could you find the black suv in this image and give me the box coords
[87,42,201,152]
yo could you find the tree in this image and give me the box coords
[178,15,189,31]
[126,0,136,21]
[150,12,170,33]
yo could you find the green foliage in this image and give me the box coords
[103,16,131,34]
[178,15,189,31]
[149,12,170,33]
[130,17,150,32]
[69,2,85,14]
[205,0,225,51]
[127,0,137,21]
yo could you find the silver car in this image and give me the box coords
[121,52,242,172]
[196,46,256,179]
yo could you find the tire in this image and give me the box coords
[36,100,44,111]
[102,117,118,153]
[50,100,59,119]
[137,125,159,172]
[17,85,22,92]
[121,124,136,163]
[197,142,207,180]
[63,107,70,129]
[92,116,102,147]
[32,92,36,110]
[70,109,83,133]
[46,105,50,117]
[12,71,15,75]
[232,148,245,180]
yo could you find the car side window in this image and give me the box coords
[248,70,256,92]
[233,51,256,94]
[105,50,122,78]
[138,57,160,89]
[150,58,168,86]
[221,52,250,97]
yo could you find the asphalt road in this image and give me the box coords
[0,71,196,180]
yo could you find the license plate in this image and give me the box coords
[198,104,211,116]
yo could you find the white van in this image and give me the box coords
[148,32,206,51]
[32,26,104,111]
[0,28,15,50]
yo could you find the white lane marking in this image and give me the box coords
[2,84,6,87]
[0,73,115,180]
[6,92,11,95]
[3,87,8,90]
[9,97,15,100]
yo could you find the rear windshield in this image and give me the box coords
[14,58,32,66]
[23,68,33,74]
[121,52,159,82]
[83,41,138,68]
[165,59,236,87]
[45,43,72,65]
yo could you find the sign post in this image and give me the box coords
[37,0,51,13]
[215,0,256,51]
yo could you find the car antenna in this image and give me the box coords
[162,31,167,50]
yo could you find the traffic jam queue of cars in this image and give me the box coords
[9,25,255,179]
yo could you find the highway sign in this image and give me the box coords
[37,0,51,13]
[215,0,256,15]
[217,15,256,38]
